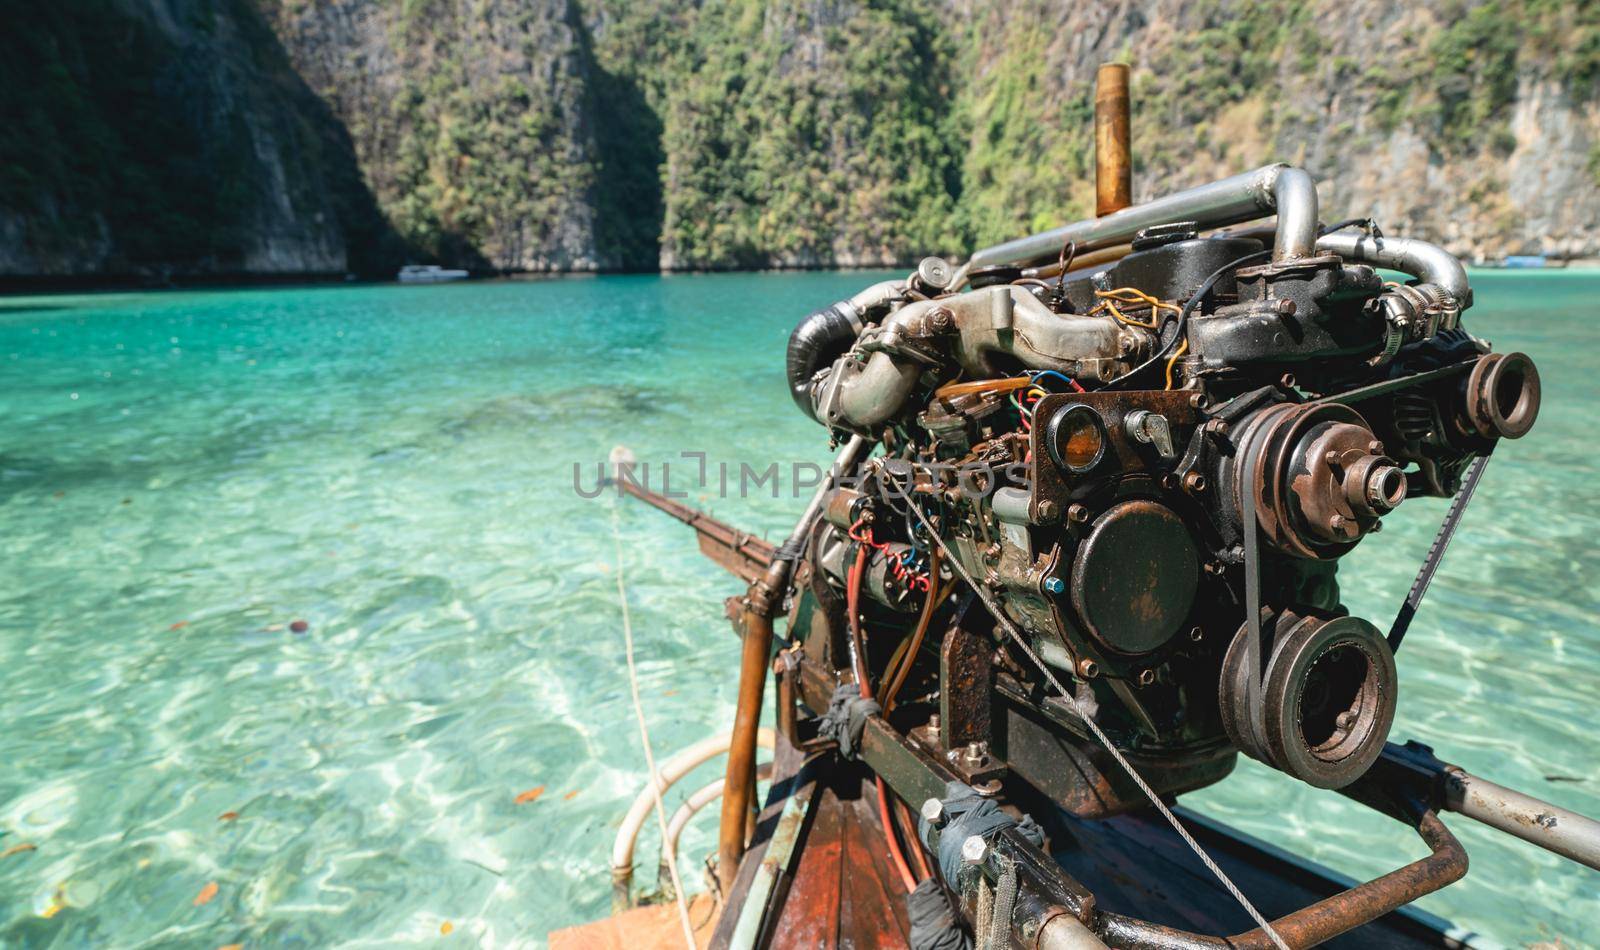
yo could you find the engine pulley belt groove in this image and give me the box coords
[889,482,1292,950]
[1234,366,1493,682]
[1386,451,1492,653]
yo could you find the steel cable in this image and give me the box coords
[892,486,1291,950]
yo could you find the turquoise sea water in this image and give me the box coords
[0,271,1595,947]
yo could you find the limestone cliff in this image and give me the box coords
[265,0,607,272]
[3,0,1598,279]
[0,0,393,279]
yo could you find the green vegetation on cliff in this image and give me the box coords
[0,0,393,277]
[5,0,1600,278]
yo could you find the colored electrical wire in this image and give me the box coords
[845,525,919,894]
[1089,287,1180,331]
[1100,248,1274,392]
[881,545,943,715]
[849,518,933,599]
[1027,369,1083,392]
[1164,336,1189,390]
[877,776,918,892]
[896,795,934,881]
[845,540,871,690]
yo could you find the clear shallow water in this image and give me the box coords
[0,271,1595,947]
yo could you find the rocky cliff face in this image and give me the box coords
[265,0,607,272]
[0,0,391,279]
[3,0,1598,279]
[949,0,1600,263]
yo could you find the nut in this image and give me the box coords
[921,798,946,825]
[961,835,989,865]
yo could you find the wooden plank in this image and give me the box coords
[835,783,911,949]
[550,892,718,950]
[773,781,845,948]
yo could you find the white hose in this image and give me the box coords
[660,762,775,870]
[610,727,776,875]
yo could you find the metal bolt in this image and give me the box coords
[1037,500,1058,522]
[1189,392,1209,409]
[918,257,954,291]
[1277,298,1297,317]
[1189,626,1204,642]
[1368,440,1384,454]
[1137,669,1156,687]
[929,306,955,332]
[1182,471,1207,493]
[1077,658,1099,679]
[961,835,989,865]
[1043,575,1066,595]
[921,798,946,826]
[1067,504,1091,524]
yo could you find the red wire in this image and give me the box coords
[846,543,871,691]
[849,517,921,892]
[897,796,934,881]
[877,776,918,892]
[847,517,931,591]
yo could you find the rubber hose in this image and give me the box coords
[786,302,859,420]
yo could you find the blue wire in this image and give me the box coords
[1028,369,1076,389]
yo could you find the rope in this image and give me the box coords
[986,852,1018,950]
[610,503,697,949]
[894,488,1290,950]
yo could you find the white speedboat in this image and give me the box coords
[397,264,469,283]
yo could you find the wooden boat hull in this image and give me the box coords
[701,735,1493,949]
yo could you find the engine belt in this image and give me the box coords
[1386,451,1493,653]
[1235,372,1494,708]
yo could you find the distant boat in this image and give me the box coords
[1500,254,1548,268]
[397,264,469,283]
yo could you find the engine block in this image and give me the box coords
[782,181,1541,812]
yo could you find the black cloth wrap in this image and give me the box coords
[785,301,858,420]
[907,878,971,950]
[917,780,1046,884]
[817,682,879,759]
[772,535,806,562]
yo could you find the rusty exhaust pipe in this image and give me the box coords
[1095,63,1132,217]
[715,435,870,894]
[715,566,783,894]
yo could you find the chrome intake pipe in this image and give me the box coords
[1315,232,1472,305]
[811,285,1129,430]
[968,163,1320,270]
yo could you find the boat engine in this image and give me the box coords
[782,174,1541,811]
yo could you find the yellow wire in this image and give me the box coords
[1097,287,1182,314]
[1090,287,1179,331]
[1164,337,1189,390]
